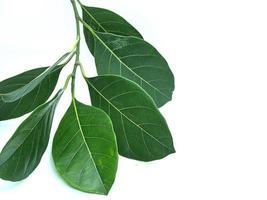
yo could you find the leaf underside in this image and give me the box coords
[0,90,62,181]
[52,99,118,195]
[0,66,62,121]
[87,75,175,161]
[82,5,143,54]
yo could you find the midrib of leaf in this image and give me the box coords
[86,79,172,151]
[71,98,107,192]
[0,107,50,166]
[0,53,69,102]
[81,20,170,100]
[81,6,107,32]
[1,67,52,98]
[0,70,46,92]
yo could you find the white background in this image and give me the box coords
[0,0,267,199]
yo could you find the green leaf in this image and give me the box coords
[0,90,63,181]
[81,5,142,54]
[52,99,118,195]
[86,75,175,161]
[0,66,62,121]
[83,29,175,107]
[0,52,69,103]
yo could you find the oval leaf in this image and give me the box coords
[81,5,142,54]
[52,99,118,195]
[0,90,63,181]
[86,75,175,161]
[82,23,174,107]
[0,66,62,121]
[0,53,69,103]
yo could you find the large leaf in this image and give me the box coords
[0,66,62,121]
[84,30,175,107]
[52,99,118,195]
[86,75,175,161]
[0,90,63,181]
[81,5,142,54]
[0,52,69,103]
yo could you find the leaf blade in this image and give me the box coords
[82,5,142,54]
[88,31,174,107]
[0,53,69,103]
[0,66,62,120]
[52,99,118,195]
[0,90,62,181]
[86,75,175,161]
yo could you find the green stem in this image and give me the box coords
[78,62,87,78]
[70,0,81,97]
[71,64,78,98]
[76,0,83,7]
[63,74,72,90]
[79,17,96,36]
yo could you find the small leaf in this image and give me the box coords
[86,75,175,161]
[0,90,63,181]
[82,5,142,54]
[0,66,62,121]
[52,99,118,195]
[0,53,69,103]
[85,31,175,107]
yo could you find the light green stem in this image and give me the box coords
[70,0,81,98]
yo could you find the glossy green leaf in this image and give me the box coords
[82,21,174,107]
[86,75,175,161]
[52,99,118,195]
[0,52,69,103]
[0,66,62,121]
[81,5,142,54]
[0,90,63,181]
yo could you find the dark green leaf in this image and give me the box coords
[86,75,175,161]
[0,90,63,181]
[0,52,69,103]
[83,30,175,107]
[0,66,62,121]
[52,99,118,195]
[82,5,142,54]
